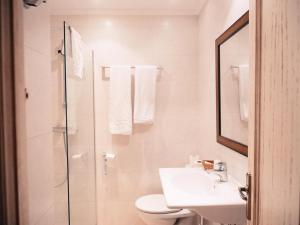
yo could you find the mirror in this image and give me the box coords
[215,11,249,156]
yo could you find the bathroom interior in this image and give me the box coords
[9,0,297,225]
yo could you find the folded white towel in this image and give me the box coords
[109,66,132,135]
[70,27,84,79]
[134,65,157,124]
[238,65,250,122]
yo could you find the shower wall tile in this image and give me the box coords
[23,5,51,56]
[24,47,52,138]
[23,3,54,225]
[27,134,53,225]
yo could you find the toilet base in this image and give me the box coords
[139,212,177,225]
[135,194,195,225]
[139,212,195,225]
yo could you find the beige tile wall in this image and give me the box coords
[51,15,201,225]
[197,0,249,184]
[22,3,251,224]
[95,16,201,225]
[23,4,54,225]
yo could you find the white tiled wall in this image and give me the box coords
[51,15,201,225]
[23,4,54,225]
[197,0,249,184]
[21,2,250,224]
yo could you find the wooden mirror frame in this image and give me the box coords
[215,11,249,156]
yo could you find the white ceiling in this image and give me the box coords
[49,0,208,15]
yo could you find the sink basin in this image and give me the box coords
[159,168,246,224]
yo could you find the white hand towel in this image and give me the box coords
[109,66,132,135]
[70,27,84,79]
[238,65,250,122]
[134,65,157,124]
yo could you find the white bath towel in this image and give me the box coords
[134,65,157,124]
[109,66,132,135]
[70,27,84,79]
[238,65,250,122]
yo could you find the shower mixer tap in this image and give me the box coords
[102,152,116,175]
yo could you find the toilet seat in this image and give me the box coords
[135,194,181,214]
[136,194,195,225]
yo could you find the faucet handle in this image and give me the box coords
[214,161,227,171]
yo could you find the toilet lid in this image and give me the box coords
[135,194,182,214]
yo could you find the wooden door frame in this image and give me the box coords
[249,0,300,224]
[0,0,20,224]
[249,0,261,224]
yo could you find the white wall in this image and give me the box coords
[22,1,250,224]
[51,15,201,225]
[197,0,249,183]
[23,4,54,225]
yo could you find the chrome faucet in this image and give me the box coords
[208,161,228,182]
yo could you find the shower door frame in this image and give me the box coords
[63,21,72,225]
[0,0,20,224]
[63,21,98,225]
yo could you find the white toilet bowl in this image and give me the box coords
[135,194,195,225]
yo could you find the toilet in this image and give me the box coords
[135,194,195,225]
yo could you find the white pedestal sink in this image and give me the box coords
[159,168,246,225]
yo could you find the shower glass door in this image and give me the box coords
[63,22,97,225]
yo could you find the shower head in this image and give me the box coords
[23,0,46,7]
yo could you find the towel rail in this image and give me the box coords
[101,66,163,81]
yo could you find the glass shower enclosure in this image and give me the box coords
[53,22,97,225]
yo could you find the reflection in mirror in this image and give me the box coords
[220,24,249,146]
[215,11,249,156]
